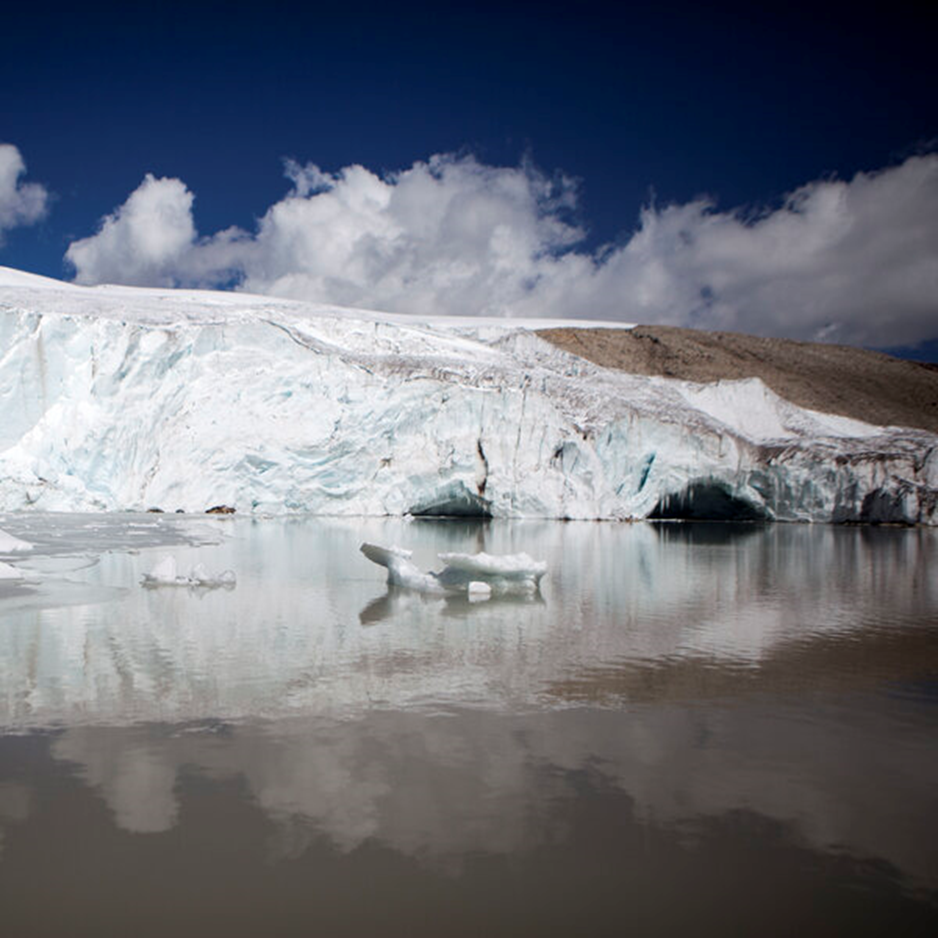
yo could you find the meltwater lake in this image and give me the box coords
[1,513,936,936]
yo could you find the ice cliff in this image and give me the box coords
[1,266,936,523]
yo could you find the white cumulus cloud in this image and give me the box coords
[0,143,49,241]
[65,152,938,347]
[65,174,198,287]
[233,155,583,315]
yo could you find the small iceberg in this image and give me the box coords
[467,580,492,603]
[360,543,546,596]
[141,555,236,589]
[0,527,32,554]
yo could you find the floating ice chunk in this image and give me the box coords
[359,543,445,593]
[467,581,492,602]
[0,560,24,580]
[189,566,237,587]
[433,550,547,596]
[143,555,181,584]
[360,543,413,564]
[189,562,210,583]
[360,543,546,596]
[141,554,236,588]
[0,528,32,553]
[437,551,547,582]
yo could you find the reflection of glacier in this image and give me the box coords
[1,269,936,522]
[1,516,936,727]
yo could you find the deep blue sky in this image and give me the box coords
[3,2,935,266]
[1,1,936,353]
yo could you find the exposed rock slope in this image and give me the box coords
[539,325,938,434]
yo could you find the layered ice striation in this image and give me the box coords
[1,266,936,523]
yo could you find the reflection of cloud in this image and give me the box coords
[52,730,178,833]
[226,724,390,853]
[45,699,938,892]
[0,781,31,858]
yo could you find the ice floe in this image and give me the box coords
[141,555,236,588]
[360,542,546,596]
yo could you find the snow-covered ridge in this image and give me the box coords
[1,266,936,523]
[0,265,629,331]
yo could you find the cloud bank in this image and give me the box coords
[0,144,48,242]
[66,153,938,347]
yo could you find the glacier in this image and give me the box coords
[0,266,936,523]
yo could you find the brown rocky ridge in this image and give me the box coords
[538,325,938,434]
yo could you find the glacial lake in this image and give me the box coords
[1,514,936,937]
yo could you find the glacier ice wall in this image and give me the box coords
[0,275,936,523]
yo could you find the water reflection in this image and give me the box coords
[0,781,31,860]
[1,519,934,727]
[29,696,936,891]
[359,587,546,626]
[0,516,936,932]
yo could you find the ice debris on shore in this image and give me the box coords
[360,542,546,597]
[141,555,236,588]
